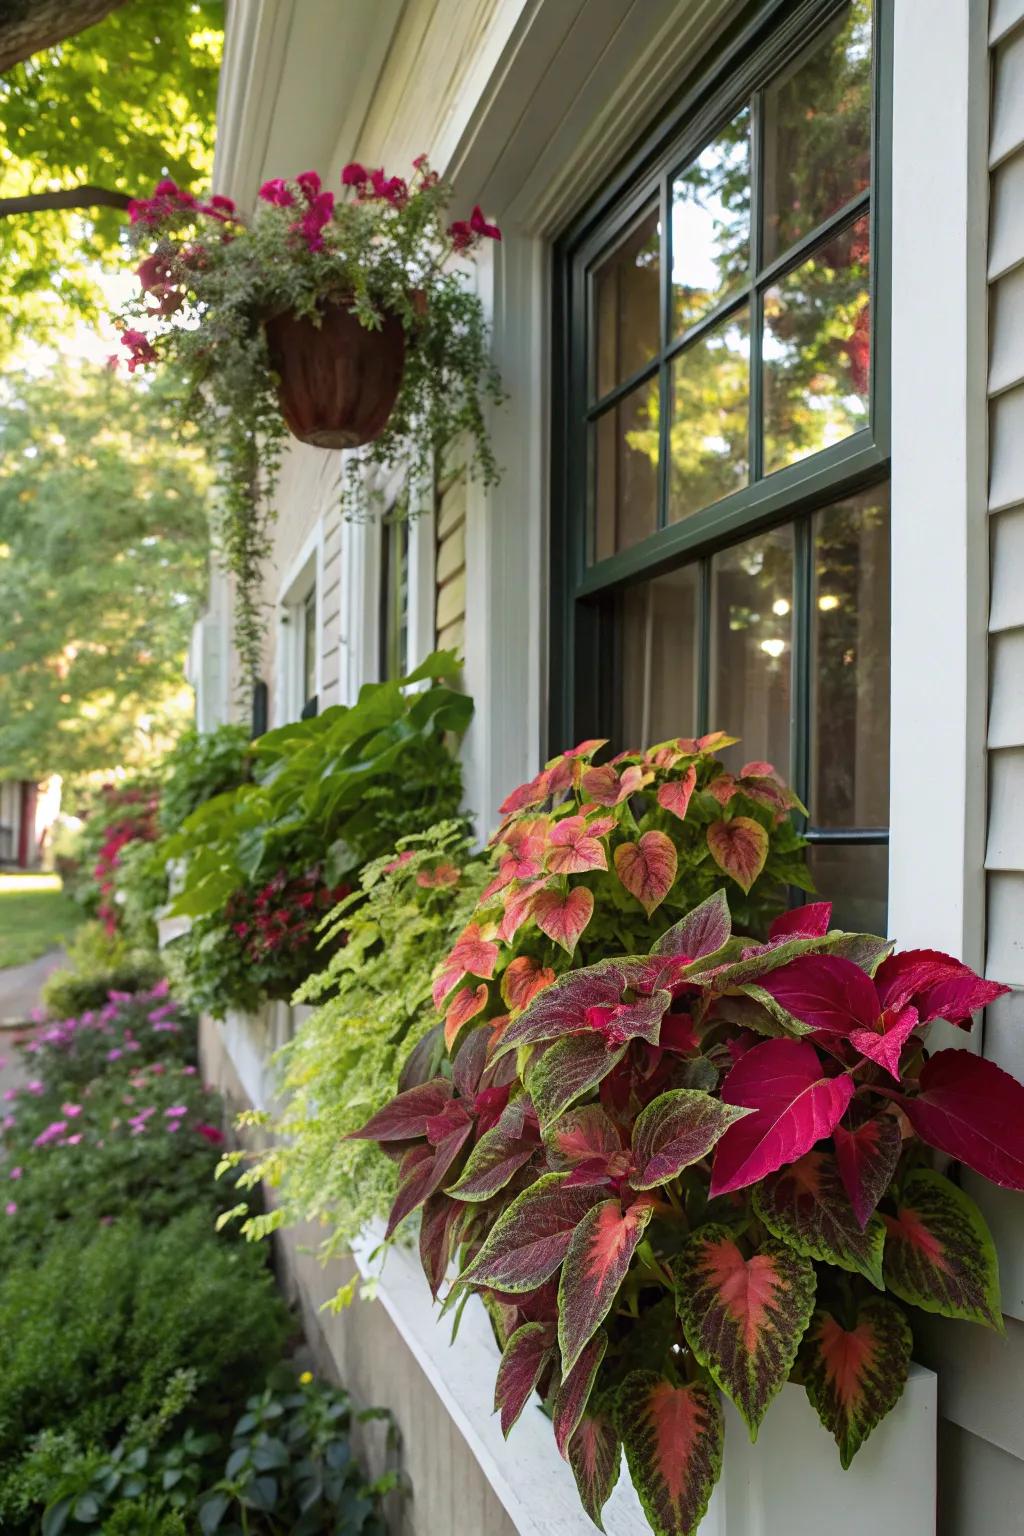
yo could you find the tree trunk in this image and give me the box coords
[0,185,132,218]
[0,0,130,74]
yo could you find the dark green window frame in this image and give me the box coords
[549,0,892,891]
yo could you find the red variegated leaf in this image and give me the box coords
[875,947,1009,1023]
[459,1172,606,1293]
[651,889,732,960]
[547,815,609,875]
[496,877,553,943]
[559,1197,654,1372]
[675,1224,816,1437]
[432,965,464,1010]
[568,1406,621,1531]
[740,760,775,779]
[630,1089,751,1190]
[526,1031,628,1130]
[757,953,878,1034]
[753,1150,885,1288]
[848,1004,919,1080]
[581,762,649,806]
[900,1049,1024,1190]
[499,770,551,817]
[533,885,595,954]
[614,831,678,917]
[447,1102,538,1202]
[348,1079,452,1142]
[496,960,639,1055]
[544,1104,623,1169]
[494,1321,557,1437]
[656,765,697,823]
[799,1299,912,1468]
[444,983,489,1050]
[710,1039,854,1197]
[883,1168,1002,1329]
[706,817,769,894]
[448,921,499,979]
[452,1023,491,1098]
[419,1193,464,1298]
[617,1371,724,1536]
[834,1115,903,1230]
[386,1111,473,1238]
[501,955,557,1013]
[554,1331,608,1458]
[769,902,833,940]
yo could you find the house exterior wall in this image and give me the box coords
[198,1,1024,1529]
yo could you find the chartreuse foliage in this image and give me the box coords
[349,733,1024,1536]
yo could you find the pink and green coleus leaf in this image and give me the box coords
[752,1150,886,1289]
[656,764,697,822]
[496,961,649,1055]
[706,816,768,894]
[419,1193,465,1299]
[386,1107,473,1237]
[630,1089,752,1191]
[581,761,650,806]
[347,1078,452,1142]
[614,831,678,917]
[544,1104,623,1170]
[899,1049,1024,1190]
[567,1404,621,1531]
[651,889,732,961]
[500,955,556,1013]
[617,1371,724,1536]
[674,1223,816,1438]
[834,1115,903,1230]
[446,1099,538,1202]
[494,1321,557,1437]
[709,1038,854,1197]
[532,884,595,954]
[799,1298,912,1468]
[546,814,609,875]
[558,1196,655,1372]
[496,877,553,943]
[526,1032,629,1130]
[553,1331,608,1458]
[458,1172,607,1293]
[444,983,490,1050]
[882,1168,1002,1330]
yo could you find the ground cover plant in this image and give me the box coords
[0,874,78,970]
[351,734,1022,1536]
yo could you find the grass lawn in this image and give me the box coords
[0,874,79,970]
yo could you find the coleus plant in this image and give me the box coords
[351,741,1023,1536]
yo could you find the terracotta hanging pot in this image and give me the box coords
[264,296,407,450]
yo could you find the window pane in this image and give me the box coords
[762,0,873,263]
[810,485,890,827]
[592,378,660,561]
[620,566,699,748]
[709,527,794,778]
[302,585,317,704]
[668,305,750,524]
[671,109,750,333]
[763,215,870,474]
[806,842,887,935]
[592,205,660,399]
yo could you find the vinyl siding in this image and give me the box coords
[435,469,467,655]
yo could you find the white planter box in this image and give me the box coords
[352,1224,936,1536]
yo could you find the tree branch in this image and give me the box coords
[0,0,130,74]
[0,184,133,218]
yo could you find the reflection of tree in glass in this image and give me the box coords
[669,314,750,520]
[671,109,750,332]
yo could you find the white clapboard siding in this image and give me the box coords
[321,510,343,704]
[435,468,467,655]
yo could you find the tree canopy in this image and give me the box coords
[0,363,212,779]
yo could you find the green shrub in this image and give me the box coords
[41,922,163,1017]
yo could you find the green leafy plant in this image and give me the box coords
[41,921,164,1018]
[118,162,502,681]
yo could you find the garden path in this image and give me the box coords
[0,948,64,1028]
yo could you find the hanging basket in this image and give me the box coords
[264,297,406,450]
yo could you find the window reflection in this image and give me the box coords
[592,379,660,560]
[669,306,750,524]
[762,0,873,263]
[620,566,699,748]
[806,842,887,936]
[709,527,794,778]
[671,110,751,333]
[763,215,870,474]
[592,207,661,400]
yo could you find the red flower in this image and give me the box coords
[198,193,237,223]
[296,190,335,251]
[258,178,294,207]
[120,330,158,373]
[469,205,501,241]
[196,1123,224,1145]
[296,170,322,202]
[342,162,369,186]
[448,219,473,252]
[369,168,408,206]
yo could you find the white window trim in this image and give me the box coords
[275,519,324,726]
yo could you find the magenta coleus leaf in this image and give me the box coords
[347,1078,452,1142]
[386,1109,473,1238]
[656,765,697,822]
[710,1039,854,1197]
[752,1150,886,1289]
[614,831,678,917]
[553,1331,608,1458]
[630,1089,752,1191]
[567,1405,621,1530]
[546,814,609,876]
[500,955,556,1013]
[833,1115,903,1230]
[875,947,1009,1024]
[617,1371,724,1536]
[848,1005,919,1081]
[446,1101,538,1202]
[558,1197,654,1373]
[494,1321,557,1437]
[651,889,732,961]
[706,816,768,894]
[544,1104,623,1170]
[675,1224,816,1438]
[799,1298,912,1468]
[769,903,833,941]
[900,1049,1024,1190]
[757,953,878,1035]
[496,961,631,1055]
[459,1172,606,1293]
[419,1193,465,1299]
[532,884,595,954]
[882,1169,1002,1330]
[526,1032,629,1130]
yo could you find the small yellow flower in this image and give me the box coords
[299,1370,314,1386]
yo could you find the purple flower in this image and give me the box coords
[181,1066,197,1076]
[34,1121,68,1147]
[107,1049,123,1061]
[5,1202,16,1217]
[62,1103,82,1118]
[9,1167,22,1180]
[165,1105,188,1118]
[2,1089,16,1103]
[64,1134,83,1146]
[26,1080,44,1096]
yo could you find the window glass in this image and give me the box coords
[592,206,661,399]
[592,379,660,560]
[302,585,317,708]
[806,841,887,935]
[762,214,870,474]
[670,109,751,333]
[709,526,794,778]
[381,517,409,681]
[668,305,750,524]
[620,566,699,747]
[762,0,873,263]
